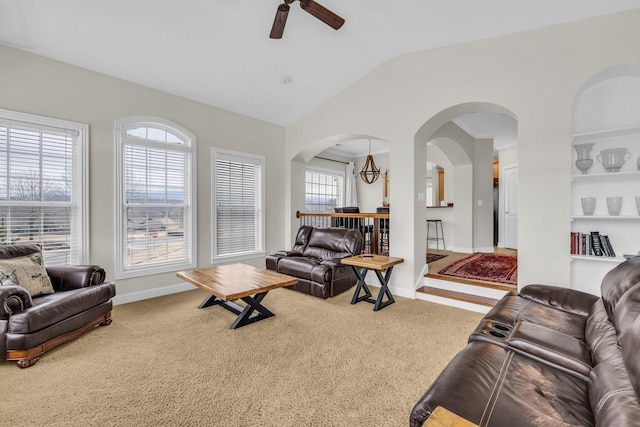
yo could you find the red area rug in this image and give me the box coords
[437,253,517,285]
[426,253,448,264]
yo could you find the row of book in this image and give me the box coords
[570,231,616,257]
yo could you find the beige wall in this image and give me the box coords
[0,44,286,300]
[285,10,640,295]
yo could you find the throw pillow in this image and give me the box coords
[0,252,55,297]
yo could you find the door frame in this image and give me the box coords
[502,164,518,249]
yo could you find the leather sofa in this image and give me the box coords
[266,226,363,298]
[0,244,116,368]
[410,256,640,426]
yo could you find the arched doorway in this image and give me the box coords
[413,102,519,312]
[289,134,390,241]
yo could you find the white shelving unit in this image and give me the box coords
[571,126,640,294]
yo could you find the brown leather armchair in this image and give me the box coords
[266,226,363,298]
[0,244,116,368]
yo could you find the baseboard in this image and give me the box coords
[361,279,416,300]
[113,282,195,306]
[451,246,473,253]
[474,247,495,253]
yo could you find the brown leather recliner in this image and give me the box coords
[410,256,640,427]
[0,244,116,368]
[266,226,363,298]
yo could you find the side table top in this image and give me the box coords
[176,263,297,301]
[423,406,478,427]
[341,254,404,270]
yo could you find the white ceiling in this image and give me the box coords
[1,1,639,128]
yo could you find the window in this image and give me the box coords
[0,109,88,266]
[115,116,196,278]
[212,148,264,261]
[305,168,343,227]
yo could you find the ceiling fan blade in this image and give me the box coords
[270,4,290,39]
[300,0,345,30]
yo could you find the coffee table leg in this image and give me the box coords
[198,291,275,329]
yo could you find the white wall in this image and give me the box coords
[0,44,286,301]
[285,10,640,295]
[473,138,495,252]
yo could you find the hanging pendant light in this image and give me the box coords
[359,139,380,184]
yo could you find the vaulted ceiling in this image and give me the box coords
[1,1,639,127]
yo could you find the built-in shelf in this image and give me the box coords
[573,125,640,144]
[572,170,640,181]
[572,215,640,221]
[571,255,626,263]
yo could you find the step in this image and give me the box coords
[424,273,516,293]
[417,286,499,307]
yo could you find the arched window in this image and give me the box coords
[115,116,196,278]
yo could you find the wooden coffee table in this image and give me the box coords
[341,254,404,311]
[176,264,297,329]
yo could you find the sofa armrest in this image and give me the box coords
[0,285,32,319]
[320,258,342,269]
[519,284,598,317]
[46,265,107,292]
[266,251,292,271]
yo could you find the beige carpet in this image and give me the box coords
[1,288,482,426]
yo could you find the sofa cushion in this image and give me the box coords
[588,354,640,427]
[619,313,640,400]
[290,226,312,256]
[482,293,588,340]
[276,256,317,279]
[585,299,620,365]
[302,228,361,260]
[409,341,594,427]
[0,252,54,297]
[506,321,592,379]
[600,256,640,319]
[612,281,640,342]
[8,283,116,333]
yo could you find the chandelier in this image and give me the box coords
[359,139,380,184]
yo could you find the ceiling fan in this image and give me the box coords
[270,0,345,39]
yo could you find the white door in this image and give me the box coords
[504,166,518,249]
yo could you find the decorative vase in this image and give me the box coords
[597,148,631,172]
[574,143,594,174]
[581,197,596,215]
[606,196,623,216]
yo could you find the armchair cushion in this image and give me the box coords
[0,252,54,297]
[46,265,107,292]
[8,284,116,334]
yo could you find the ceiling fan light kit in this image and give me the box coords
[270,0,344,39]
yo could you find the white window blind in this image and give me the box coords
[0,110,88,266]
[212,148,264,260]
[115,117,196,278]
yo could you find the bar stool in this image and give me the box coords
[426,219,446,250]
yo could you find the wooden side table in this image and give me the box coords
[423,406,478,427]
[341,254,404,311]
